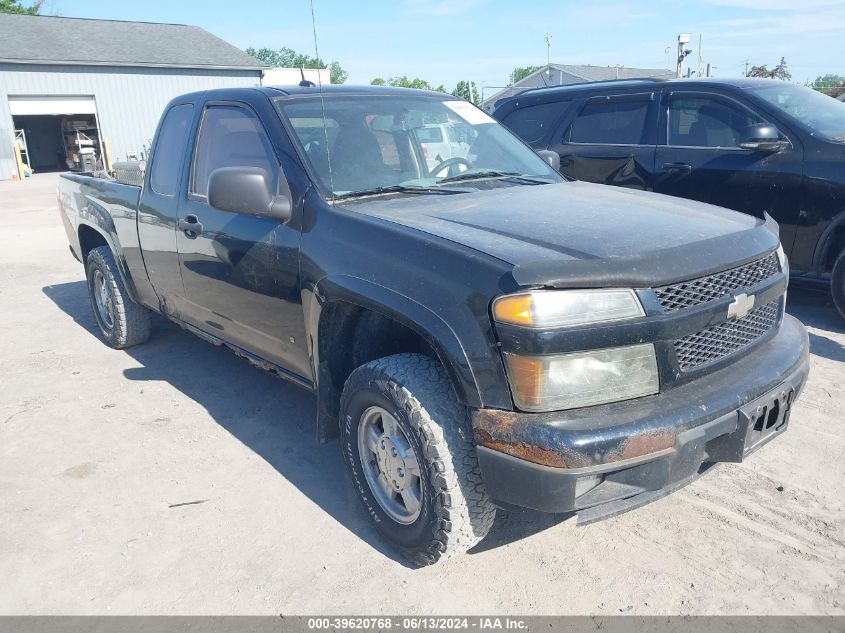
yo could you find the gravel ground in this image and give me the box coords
[1,173,843,615]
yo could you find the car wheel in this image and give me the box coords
[85,245,151,349]
[340,353,496,566]
[832,250,845,320]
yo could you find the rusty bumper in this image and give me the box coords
[473,314,809,516]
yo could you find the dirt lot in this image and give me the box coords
[1,173,843,615]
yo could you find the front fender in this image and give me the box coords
[306,274,484,409]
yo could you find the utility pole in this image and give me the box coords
[676,33,692,78]
[545,33,552,76]
[743,59,749,77]
[697,33,703,77]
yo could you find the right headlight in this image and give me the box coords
[503,343,660,412]
[492,289,644,329]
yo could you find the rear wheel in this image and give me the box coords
[340,353,496,566]
[832,250,845,320]
[85,246,151,349]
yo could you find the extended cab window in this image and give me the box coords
[667,96,760,148]
[567,96,651,145]
[501,101,569,144]
[149,104,194,196]
[191,105,278,198]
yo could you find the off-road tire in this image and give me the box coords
[85,246,151,349]
[340,353,496,566]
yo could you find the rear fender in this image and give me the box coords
[77,197,141,304]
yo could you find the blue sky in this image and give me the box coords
[46,0,842,95]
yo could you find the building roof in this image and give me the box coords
[0,13,265,70]
[482,63,675,109]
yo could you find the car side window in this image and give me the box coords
[667,95,760,148]
[149,104,194,196]
[191,104,278,198]
[566,97,651,145]
[500,101,569,144]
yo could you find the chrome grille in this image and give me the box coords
[655,254,779,312]
[674,300,780,371]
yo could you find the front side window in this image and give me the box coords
[149,103,194,196]
[191,105,278,198]
[567,97,651,145]
[667,96,759,148]
[277,95,560,196]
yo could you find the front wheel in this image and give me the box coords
[340,353,496,566]
[832,250,845,320]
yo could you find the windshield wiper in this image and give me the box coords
[438,170,553,185]
[334,184,468,200]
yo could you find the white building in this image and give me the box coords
[0,13,266,179]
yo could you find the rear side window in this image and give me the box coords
[417,127,444,143]
[149,104,194,196]
[191,105,278,198]
[501,101,569,144]
[567,97,651,145]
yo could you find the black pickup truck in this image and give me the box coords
[58,85,809,566]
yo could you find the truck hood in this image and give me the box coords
[340,181,780,288]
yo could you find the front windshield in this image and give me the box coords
[276,94,561,197]
[749,82,845,142]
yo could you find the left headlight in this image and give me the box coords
[503,344,660,412]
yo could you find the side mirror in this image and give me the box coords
[739,124,788,152]
[207,166,291,222]
[537,149,561,172]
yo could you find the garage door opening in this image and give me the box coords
[9,96,105,173]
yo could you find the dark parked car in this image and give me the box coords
[58,85,808,565]
[494,78,845,318]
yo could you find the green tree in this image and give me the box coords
[771,57,791,81]
[0,0,42,13]
[509,65,542,85]
[746,64,770,78]
[452,80,480,104]
[811,74,845,97]
[245,46,347,84]
[746,57,791,81]
[370,76,444,91]
[328,61,348,85]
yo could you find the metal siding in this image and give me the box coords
[0,63,261,179]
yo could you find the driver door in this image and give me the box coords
[174,100,310,380]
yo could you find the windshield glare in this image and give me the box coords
[277,95,560,196]
[749,82,845,142]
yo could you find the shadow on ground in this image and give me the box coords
[42,280,568,565]
[786,286,845,362]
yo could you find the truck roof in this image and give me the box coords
[174,84,455,102]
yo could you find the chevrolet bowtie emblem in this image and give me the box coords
[727,293,755,320]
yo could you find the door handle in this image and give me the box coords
[178,214,203,236]
[662,162,692,172]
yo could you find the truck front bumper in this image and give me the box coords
[473,314,809,521]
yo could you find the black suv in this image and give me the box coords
[494,78,845,317]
